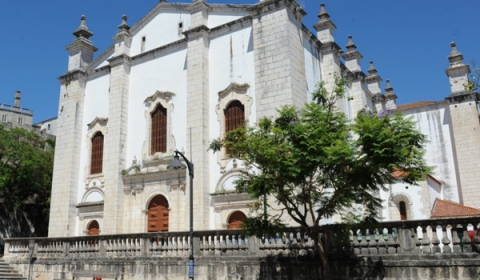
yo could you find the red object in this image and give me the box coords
[467,230,475,244]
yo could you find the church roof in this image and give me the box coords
[431,198,480,218]
[396,100,442,110]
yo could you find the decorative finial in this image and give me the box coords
[384,79,397,99]
[346,35,356,51]
[318,3,330,21]
[448,41,464,66]
[73,15,93,39]
[117,14,131,34]
[368,61,377,75]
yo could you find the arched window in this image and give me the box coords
[151,104,167,154]
[228,211,246,229]
[225,100,245,134]
[87,220,100,236]
[147,195,169,232]
[399,201,407,220]
[90,132,104,174]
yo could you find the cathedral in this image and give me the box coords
[48,0,480,237]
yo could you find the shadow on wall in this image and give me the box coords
[0,204,49,255]
[259,250,385,280]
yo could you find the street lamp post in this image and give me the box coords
[167,150,194,279]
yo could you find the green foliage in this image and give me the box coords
[0,126,54,234]
[211,76,432,233]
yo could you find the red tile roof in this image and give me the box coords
[431,198,480,218]
[396,100,442,110]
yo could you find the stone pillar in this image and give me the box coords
[365,61,385,113]
[342,35,369,118]
[384,80,397,111]
[314,3,343,111]
[444,42,480,207]
[103,16,132,234]
[183,2,211,230]
[48,16,97,237]
[249,0,308,120]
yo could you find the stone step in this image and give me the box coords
[0,259,27,280]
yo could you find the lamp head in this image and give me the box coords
[167,151,187,170]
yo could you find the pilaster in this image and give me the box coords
[248,0,308,120]
[342,35,369,117]
[103,16,132,233]
[184,25,211,230]
[48,16,97,237]
[49,70,88,237]
[444,42,480,207]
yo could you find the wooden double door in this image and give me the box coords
[148,195,169,232]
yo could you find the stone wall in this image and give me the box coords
[4,217,480,279]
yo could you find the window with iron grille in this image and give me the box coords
[90,132,104,174]
[151,104,167,154]
[225,100,245,133]
[224,100,245,155]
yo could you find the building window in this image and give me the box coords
[90,132,104,174]
[224,100,244,155]
[47,124,51,131]
[399,201,407,220]
[225,100,245,133]
[18,117,22,125]
[1,115,6,122]
[150,104,167,154]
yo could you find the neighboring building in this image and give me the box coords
[47,0,480,238]
[0,91,34,130]
[34,116,58,137]
[0,91,57,137]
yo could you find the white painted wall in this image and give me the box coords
[208,12,248,28]
[303,38,322,102]
[402,103,459,202]
[130,11,191,57]
[208,26,256,229]
[126,48,188,164]
[77,74,111,204]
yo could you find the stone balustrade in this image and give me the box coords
[4,216,480,261]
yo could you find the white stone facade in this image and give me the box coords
[48,0,480,237]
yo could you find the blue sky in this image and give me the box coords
[1,0,479,122]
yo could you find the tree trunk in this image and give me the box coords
[314,232,331,280]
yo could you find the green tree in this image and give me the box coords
[0,126,54,236]
[210,77,432,280]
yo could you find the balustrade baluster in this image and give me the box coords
[426,226,434,253]
[446,225,454,253]
[436,225,445,253]
[416,226,424,254]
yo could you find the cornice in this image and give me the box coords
[247,0,306,20]
[320,41,343,57]
[144,91,176,104]
[107,54,132,67]
[445,91,479,104]
[58,69,87,85]
[65,37,98,52]
[87,117,108,129]
[218,83,250,98]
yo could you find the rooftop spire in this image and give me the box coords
[385,80,396,97]
[448,41,464,67]
[117,15,131,35]
[314,3,336,33]
[318,3,330,21]
[346,35,356,51]
[73,15,93,39]
[368,61,377,74]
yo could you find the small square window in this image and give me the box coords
[47,124,51,130]
[18,117,22,125]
